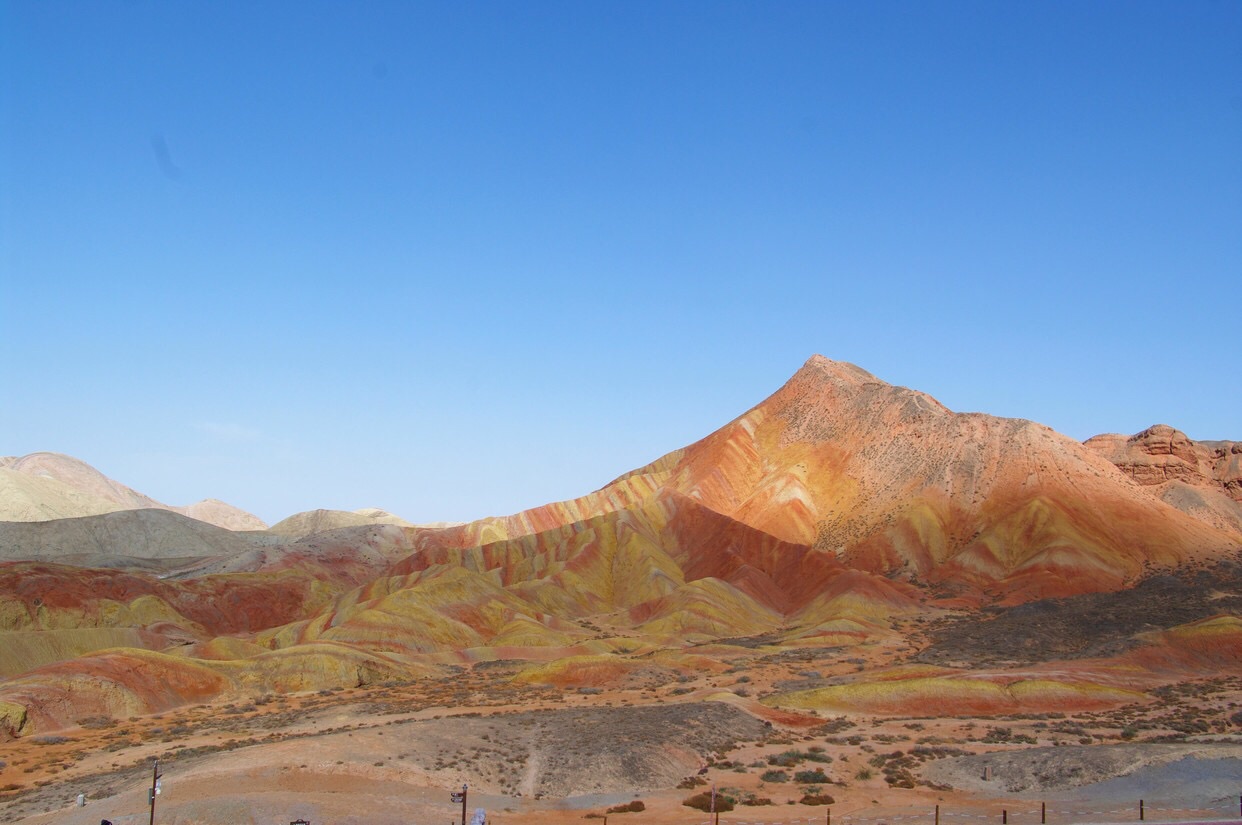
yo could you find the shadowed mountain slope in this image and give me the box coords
[0,509,281,568]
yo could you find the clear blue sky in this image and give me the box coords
[2,1,1239,525]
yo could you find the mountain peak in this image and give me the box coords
[794,355,880,386]
[763,356,951,446]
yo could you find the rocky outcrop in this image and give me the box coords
[1084,425,1242,534]
[1084,424,1241,493]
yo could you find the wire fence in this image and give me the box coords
[696,796,1242,825]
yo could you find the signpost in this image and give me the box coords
[147,760,162,825]
[450,784,468,825]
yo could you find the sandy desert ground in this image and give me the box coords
[2,649,1239,825]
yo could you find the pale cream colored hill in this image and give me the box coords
[181,498,267,531]
[0,468,125,522]
[0,452,162,511]
[0,452,267,530]
[267,508,416,538]
[355,508,461,529]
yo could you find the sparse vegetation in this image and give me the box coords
[683,791,734,812]
[793,768,829,784]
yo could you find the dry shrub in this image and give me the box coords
[793,768,829,784]
[683,792,734,812]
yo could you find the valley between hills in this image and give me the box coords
[1,356,1239,825]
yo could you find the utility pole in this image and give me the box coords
[147,759,162,825]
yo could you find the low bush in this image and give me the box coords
[682,792,734,813]
[767,750,802,767]
[76,716,117,730]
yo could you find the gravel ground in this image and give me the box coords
[923,743,1242,804]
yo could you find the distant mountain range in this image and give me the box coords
[0,452,454,537]
[1,356,1238,737]
[0,452,267,529]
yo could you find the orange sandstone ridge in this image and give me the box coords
[1,356,1239,738]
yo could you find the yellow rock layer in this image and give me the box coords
[0,628,151,677]
[766,675,1144,715]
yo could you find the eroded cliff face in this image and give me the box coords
[1085,425,1241,495]
[1084,425,1242,535]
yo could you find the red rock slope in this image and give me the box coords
[414,357,1239,604]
